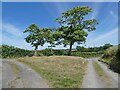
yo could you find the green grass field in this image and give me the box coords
[18,56,87,88]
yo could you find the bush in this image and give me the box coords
[71,51,103,58]
[38,49,53,56]
[38,49,68,56]
[53,49,68,55]
[102,46,118,58]
[0,44,34,58]
[109,47,120,73]
[99,45,120,74]
[37,52,44,56]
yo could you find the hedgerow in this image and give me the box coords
[0,44,34,58]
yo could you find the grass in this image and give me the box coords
[99,46,118,65]
[71,52,103,58]
[93,61,105,77]
[93,61,112,84]
[18,56,87,88]
[98,58,112,65]
[9,62,20,76]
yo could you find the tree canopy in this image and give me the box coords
[55,6,98,55]
[23,6,98,56]
[23,24,54,55]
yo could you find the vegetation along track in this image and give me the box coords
[82,58,118,88]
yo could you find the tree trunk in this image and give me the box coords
[68,42,73,56]
[34,46,38,56]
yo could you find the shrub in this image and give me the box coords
[109,47,120,73]
[71,51,103,58]
[99,45,120,74]
[0,44,34,58]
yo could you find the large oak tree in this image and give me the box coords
[55,6,98,55]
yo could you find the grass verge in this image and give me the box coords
[18,56,87,88]
[93,61,112,85]
[9,62,20,76]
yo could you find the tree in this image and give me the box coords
[103,43,113,50]
[76,46,85,51]
[44,28,56,55]
[23,24,45,56]
[55,6,98,55]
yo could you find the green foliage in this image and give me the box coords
[55,6,98,55]
[38,49,53,56]
[24,24,45,47]
[102,44,113,50]
[0,44,34,58]
[38,49,68,56]
[23,24,54,55]
[102,46,118,59]
[53,49,68,55]
[76,43,113,52]
[99,45,120,74]
[109,46,120,73]
[71,51,102,58]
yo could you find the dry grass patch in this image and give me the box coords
[18,56,87,88]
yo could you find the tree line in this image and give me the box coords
[76,44,113,52]
[1,44,104,58]
[24,6,98,56]
[0,44,34,58]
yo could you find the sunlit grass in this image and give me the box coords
[18,56,87,88]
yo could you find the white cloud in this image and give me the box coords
[2,33,34,50]
[86,27,118,47]
[2,23,23,37]
[2,23,51,50]
[92,28,118,42]
[1,23,33,49]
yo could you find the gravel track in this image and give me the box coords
[2,59,49,88]
[82,58,118,88]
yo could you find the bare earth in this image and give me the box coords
[82,58,119,88]
[2,59,49,88]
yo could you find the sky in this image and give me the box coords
[1,2,118,50]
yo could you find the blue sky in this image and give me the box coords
[2,2,118,50]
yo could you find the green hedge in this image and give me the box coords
[0,44,104,58]
[37,49,103,57]
[99,45,120,74]
[37,49,68,56]
[109,47,120,73]
[0,44,34,58]
[71,51,103,58]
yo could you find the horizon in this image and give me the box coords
[2,2,118,50]
[1,43,117,50]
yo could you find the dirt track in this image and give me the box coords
[2,59,49,88]
[1,58,119,88]
[82,58,118,88]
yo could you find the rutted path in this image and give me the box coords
[82,58,119,88]
[82,59,105,88]
[2,59,49,88]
